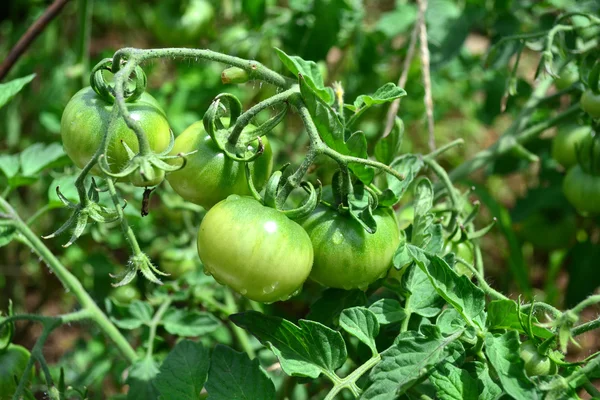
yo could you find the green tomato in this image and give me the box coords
[520,211,577,250]
[61,87,171,183]
[581,90,600,119]
[160,248,198,279]
[301,206,400,290]
[197,195,313,303]
[563,165,600,215]
[519,341,557,377]
[577,133,600,174]
[551,125,591,169]
[167,120,273,209]
[572,15,600,41]
[109,285,141,305]
[554,63,580,90]
[0,344,34,399]
[129,166,165,188]
[444,241,474,278]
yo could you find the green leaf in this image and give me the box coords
[0,154,20,178]
[126,358,160,400]
[352,83,406,110]
[410,248,486,329]
[339,307,379,355]
[0,74,35,109]
[374,117,404,165]
[161,308,221,337]
[307,289,367,328]
[429,362,479,400]
[375,5,417,38]
[362,329,464,399]
[205,345,276,400]
[298,75,372,183]
[19,143,66,176]
[378,155,423,207]
[275,48,333,103]
[346,131,374,184]
[402,264,444,318]
[487,300,553,339]
[484,331,540,400]
[347,181,377,234]
[230,311,347,379]
[154,340,209,400]
[0,225,17,248]
[107,299,152,330]
[436,309,466,336]
[412,178,435,248]
[48,176,80,208]
[368,299,406,325]
[471,361,502,400]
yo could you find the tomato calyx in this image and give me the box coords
[202,92,288,163]
[90,58,147,104]
[42,178,121,247]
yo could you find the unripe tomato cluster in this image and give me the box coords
[60,85,402,303]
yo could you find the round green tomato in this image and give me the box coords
[552,125,591,169]
[167,120,273,209]
[301,206,400,290]
[572,15,600,41]
[197,195,313,303]
[577,133,600,174]
[554,63,579,90]
[563,165,600,215]
[519,341,557,377]
[581,90,600,119]
[0,344,34,398]
[520,211,577,250]
[160,248,197,279]
[61,87,171,178]
[109,285,141,305]
[129,166,165,188]
[445,242,474,278]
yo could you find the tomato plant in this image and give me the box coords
[563,165,600,214]
[551,125,591,169]
[0,345,34,398]
[581,89,600,119]
[197,195,313,303]
[519,341,558,377]
[167,120,273,209]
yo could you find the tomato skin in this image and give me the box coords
[197,195,313,303]
[0,344,34,399]
[554,63,579,90]
[160,248,197,279]
[519,341,557,377]
[167,121,273,209]
[109,285,141,305]
[581,90,600,119]
[445,242,474,278]
[551,125,591,169]
[301,206,400,290]
[129,167,165,188]
[61,87,171,176]
[563,165,600,215]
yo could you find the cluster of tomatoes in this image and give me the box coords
[60,84,402,303]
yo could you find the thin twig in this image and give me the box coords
[383,18,420,137]
[0,0,72,81]
[417,0,435,151]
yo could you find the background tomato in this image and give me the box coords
[0,344,34,399]
[160,248,198,279]
[197,195,313,303]
[519,341,557,377]
[554,63,580,90]
[61,87,171,175]
[109,285,141,305]
[519,211,577,250]
[301,206,400,290]
[563,165,600,214]
[167,120,273,209]
[551,125,591,169]
[581,90,600,119]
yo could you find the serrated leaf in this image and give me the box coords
[430,363,479,400]
[402,263,444,318]
[412,178,434,248]
[353,83,406,110]
[230,311,347,379]
[205,345,276,400]
[472,361,502,400]
[19,143,66,176]
[484,331,541,400]
[409,247,486,330]
[348,181,377,233]
[107,299,152,330]
[374,118,404,165]
[362,329,464,399]
[0,74,35,109]
[339,307,379,355]
[487,300,553,339]
[307,289,367,328]
[379,155,423,207]
[368,299,406,325]
[346,131,374,184]
[161,308,221,337]
[154,340,209,400]
[275,48,332,103]
[126,358,160,400]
